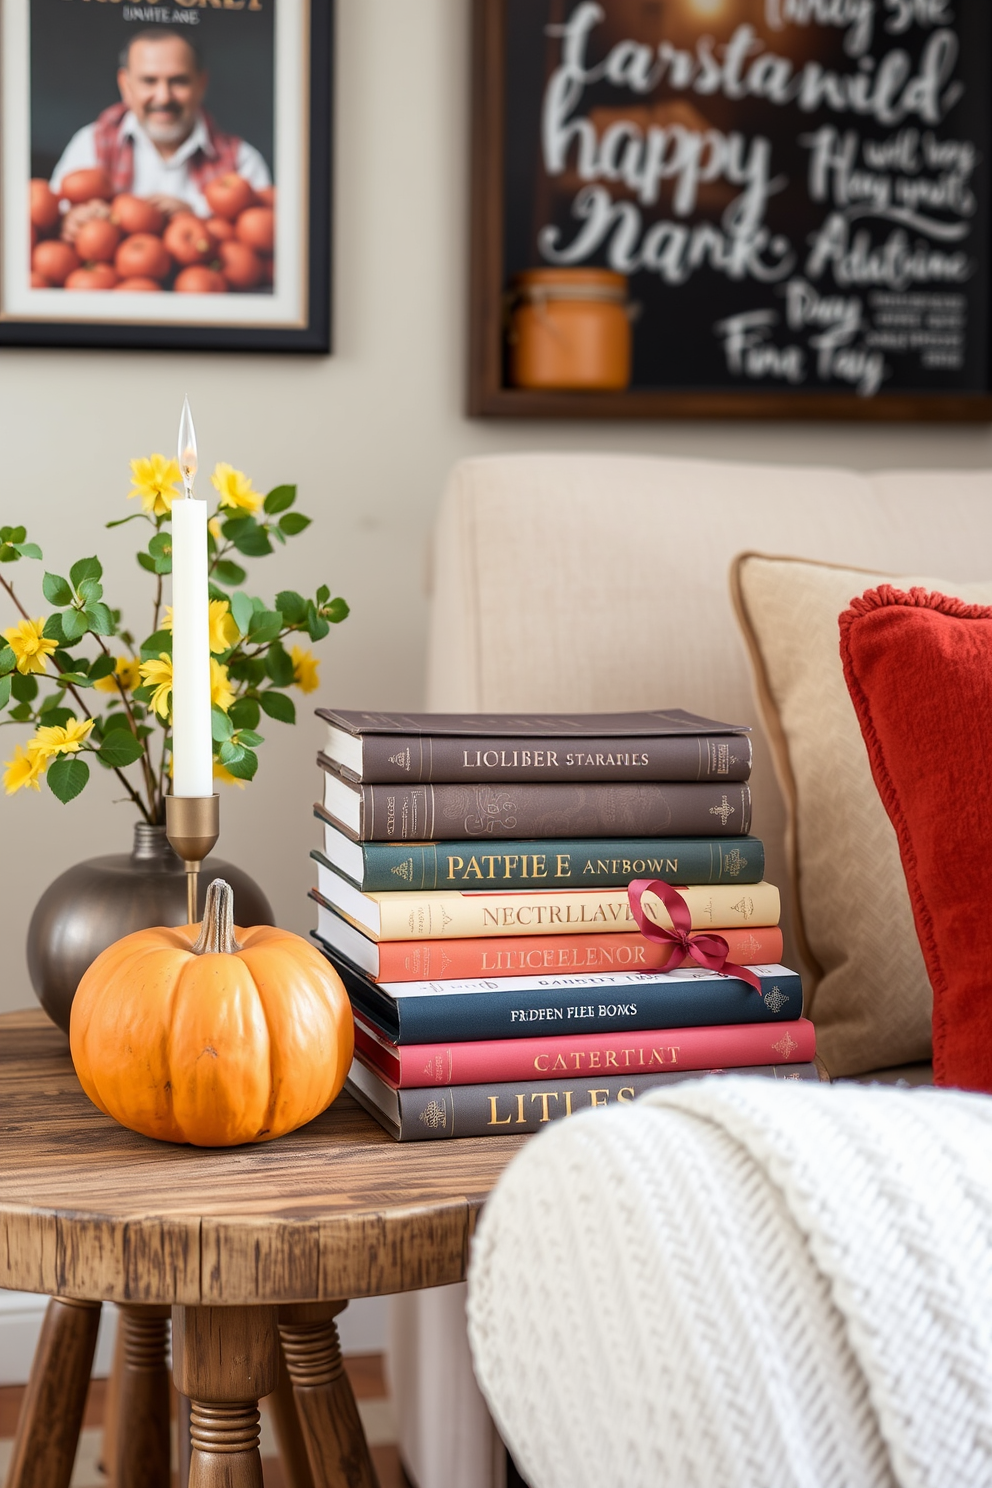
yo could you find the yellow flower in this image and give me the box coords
[3,617,58,676]
[162,601,238,656]
[211,462,262,514]
[139,654,173,720]
[210,658,235,713]
[94,655,142,694]
[213,760,247,789]
[30,716,95,761]
[128,454,182,517]
[3,743,46,794]
[291,646,320,694]
[208,517,222,541]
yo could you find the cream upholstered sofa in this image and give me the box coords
[388,451,992,1488]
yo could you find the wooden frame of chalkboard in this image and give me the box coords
[469,0,992,421]
[0,0,332,354]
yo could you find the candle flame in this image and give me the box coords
[178,396,198,497]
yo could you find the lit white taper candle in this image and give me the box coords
[171,397,213,798]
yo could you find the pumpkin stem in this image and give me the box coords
[192,879,242,955]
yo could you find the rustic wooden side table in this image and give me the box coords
[0,1010,526,1487]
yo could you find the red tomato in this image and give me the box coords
[30,180,60,232]
[65,264,119,290]
[205,216,236,242]
[30,270,50,289]
[174,266,228,294]
[256,186,276,210]
[115,234,172,282]
[60,169,114,204]
[114,277,163,292]
[111,195,165,236]
[203,173,255,221]
[163,214,215,266]
[218,240,262,290]
[32,240,81,286]
[235,207,274,255]
[74,218,122,264]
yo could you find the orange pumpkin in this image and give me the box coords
[69,879,354,1146]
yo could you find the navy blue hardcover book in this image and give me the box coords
[316,943,803,1044]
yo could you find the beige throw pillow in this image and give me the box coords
[732,555,992,1078]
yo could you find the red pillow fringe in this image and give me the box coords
[842,584,992,625]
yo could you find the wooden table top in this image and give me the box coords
[0,1010,527,1307]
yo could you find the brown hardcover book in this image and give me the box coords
[318,766,752,843]
[317,707,751,783]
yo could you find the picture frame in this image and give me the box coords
[1,0,331,353]
[470,0,992,421]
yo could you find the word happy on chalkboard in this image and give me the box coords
[471,0,992,418]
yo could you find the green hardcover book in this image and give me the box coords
[314,813,764,892]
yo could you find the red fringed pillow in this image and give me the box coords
[839,585,992,1092]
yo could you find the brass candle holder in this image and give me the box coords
[166,795,220,925]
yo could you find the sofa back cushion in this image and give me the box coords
[425,454,992,1031]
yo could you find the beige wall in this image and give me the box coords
[2,0,991,1015]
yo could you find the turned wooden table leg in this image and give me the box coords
[266,1340,316,1488]
[4,1296,101,1488]
[97,1313,125,1481]
[172,1304,278,1488]
[114,1303,172,1488]
[278,1302,380,1488]
[177,1393,193,1488]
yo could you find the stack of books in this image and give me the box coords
[310,709,818,1141]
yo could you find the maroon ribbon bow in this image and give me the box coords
[627,879,763,995]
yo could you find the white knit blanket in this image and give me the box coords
[467,1079,992,1488]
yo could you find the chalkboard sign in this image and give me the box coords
[469,0,992,419]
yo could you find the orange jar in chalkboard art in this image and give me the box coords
[508,268,632,391]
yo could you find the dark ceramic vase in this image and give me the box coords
[27,822,275,1033]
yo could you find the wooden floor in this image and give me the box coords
[0,1354,411,1488]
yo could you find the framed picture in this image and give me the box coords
[470,0,992,420]
[1,0,331,352]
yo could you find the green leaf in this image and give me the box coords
[264,484,297,515]
[137,551,157,573]
[38,707,74,730]
[223,745,258,781]
[230,591,254,637]
[275,590,307,626]
[87,653,116,682]
[265,642,295,688]
[0,645,15,674]
[305,603,330,642]
[77,578,103,605]
[139,630,173,662]
[229,656,266,686]
[9,702,32,721]
[259,690,295,724]
[211,708,233,743]
[248,610,283,645]
[0,675,10,711]
[148,533,173,575]
[106,513,148,529]
[213,559,248,587]
[0,545,18,563]
[229,696,260,730]
[56,673,91,687]
[279,513,311,537]
[61,610,88,644]
[271,527,286,546]
[42,613,66,644]
[101,711,135,736]
[70,556,102,587]
[13,542,42,560]
[236,728,264,747]
[324,597,350,625]
[41,569,71,605]
[11,673,38,703]
[227,519,272,558]
[83,602,114,636]
[97,731,145,768]
[0,525,26,543]
[218,740,244,766]
[316,585,330,605]
[132,683,155,708]
[207,582,229,602]
[47,756,89,804]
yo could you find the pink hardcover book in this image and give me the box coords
[353,1013,816,1089]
